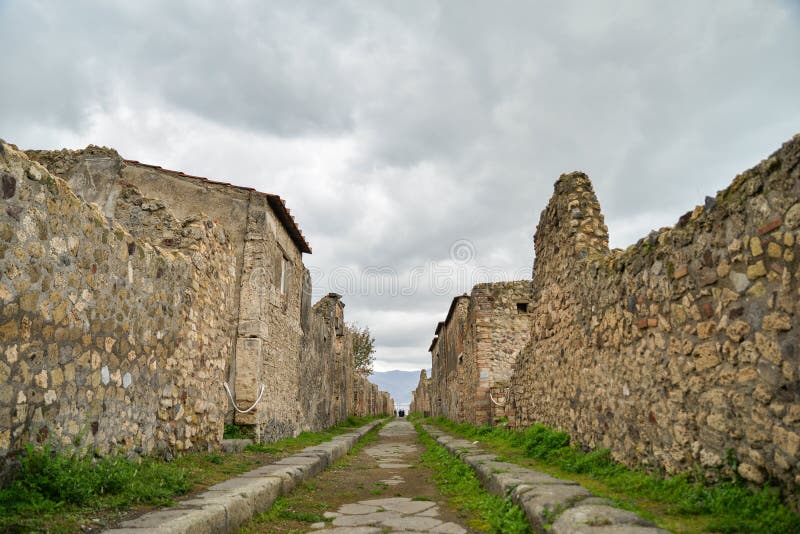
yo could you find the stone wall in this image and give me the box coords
[26,146,392,432]
[1,141,391,462]
[27,146,312,440]
[353,375,393,417]
[233,192,306,440]
[299,293,355,430]
[353,375,374,417]
[430,296,470,419]
[428,282,533,425]
[466,281,533,424]
[380,391,394,417]
[410,369,432,416]
[511,134,800,493]
[0,141,236,457]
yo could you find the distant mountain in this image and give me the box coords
[369,369,430,409]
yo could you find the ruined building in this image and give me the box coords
[420,134,800,496]
[409,369,431,416]
[425,281,533,425]
[0,140,392,460]
[511,135,800,493]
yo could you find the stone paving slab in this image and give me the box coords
[325,496,465,533]
[422,424,669,534]
[275,454,326,478]
[240,464,301,493]
[308,421,468,533]
[326,528,381,534]
[551,504,667,533]
[221,438,253,453]
[103,419,383,534]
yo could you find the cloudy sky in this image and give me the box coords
[2,1,799,371]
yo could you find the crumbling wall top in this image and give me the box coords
[533,172,609,282]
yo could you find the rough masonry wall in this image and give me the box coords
[0,142,236,458]
[353,375,373,417]
[427,283,533,425]
[26,147,251,422]
[298,294,354,431]
[27,147,312,441]
[511,135,800,494]
[430,341,442,416]
[353,376,392,417]
[18,143,391,452]
[379,392,394,417]
[233,192,305,441]
[466,281,533,425]
[410,369,432,416]
[430,297,470,419]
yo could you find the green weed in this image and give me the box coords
[245,415,378,454]
[428,417,800,534]
[223,423,254,440]
[414,423,531,534]
[0,444,190,532]
[2,416,381,532]
[207,453,224,465]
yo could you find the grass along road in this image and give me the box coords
[242,419,479,533]
[0,415,380,533]
[423,416,800,534]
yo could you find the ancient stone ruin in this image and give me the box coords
[416,134,800,496]
[0,140,392,460]
[409,369,431,417]
[424,281,533,425]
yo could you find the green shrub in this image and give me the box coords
[428,417,800,534]
[522,424,570,459]
[415,424,531,533]
[223,424,254,439]
[0,444,190,520]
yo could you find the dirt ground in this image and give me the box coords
[243,419,478,533]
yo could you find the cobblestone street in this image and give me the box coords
[247,420,473,533]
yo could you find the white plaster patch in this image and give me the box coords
[20,215,37,240]
[50,236,67,255]
[5,344,18,364]
[34,370,48,388]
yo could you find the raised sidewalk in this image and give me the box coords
[104,419,383,534]
[422,424,669,533]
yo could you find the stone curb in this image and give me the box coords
[221,439,253,453]
[421,425,670,534]
[103,419,384,534]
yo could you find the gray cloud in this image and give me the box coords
[2,0,798,371]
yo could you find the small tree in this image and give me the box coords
[350,323,375,376]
